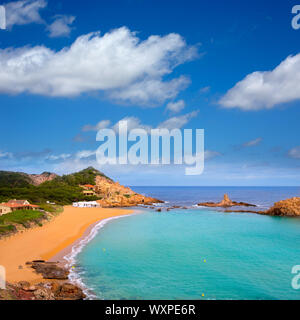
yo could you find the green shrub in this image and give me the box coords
[0,224,16,234]
[0,210,45,227]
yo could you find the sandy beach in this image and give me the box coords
[0,206,133,283]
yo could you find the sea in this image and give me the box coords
[68,187,300,300]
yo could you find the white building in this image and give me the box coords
[72,201,100,208]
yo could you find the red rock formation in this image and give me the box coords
[94,175,162,207]
[28,172,58,186]
[265,197,300,217]
[198,194,256,208]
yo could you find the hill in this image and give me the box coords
[0,167,161,206]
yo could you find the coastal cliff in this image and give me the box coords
[94,175,162,207]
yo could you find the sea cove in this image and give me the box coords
[75,187,300,300]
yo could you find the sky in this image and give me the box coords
[0,0,300,186]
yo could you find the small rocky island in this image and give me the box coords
[198,194,256,208]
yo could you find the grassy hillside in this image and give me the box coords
[0,171,31,188]
[0,167,107,205]
[0,209,45,235]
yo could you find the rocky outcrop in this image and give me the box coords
[265,197,300,217]
[0,281,85,300]
[26,260,69,280]
[94,175,163,207]
[28,172,58,186]
[198,194,256,208]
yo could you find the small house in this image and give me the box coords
[72,201,100,208]
[83,190,96,196]
[1,199,40,211]
[0,204,12,216]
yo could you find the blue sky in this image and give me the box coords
[0,0,300,186]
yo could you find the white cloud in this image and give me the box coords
[242,137,262,147]
[166,100,185,113]
[0,151,13,158]
[112,116,152,133]
[46,153,71,161]
[75,149,96,159]
[5,0,47,29]
[82,111,199,137]
[47,15,75,38]
[157,111,198,130]
[82,120,111,132]
[109,76,190,105]
[199,86,210,94]
[288,146,300,159]
[219,54,300,110]
[204,150,221,160]
[0,27,197,105]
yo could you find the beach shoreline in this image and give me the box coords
[0,206,135,284]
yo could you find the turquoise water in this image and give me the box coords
[76,208,300,300]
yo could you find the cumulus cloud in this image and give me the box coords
[288,146,300,159]
[82,120,111,132]
[0,27,197,105]
[219,54,300,110]
[112,117,152,133]
[158,111,198,130]
[110,76,190,105]
[81,111,199,140]
[47,15,75,38]
[5,0,47,29]
[166,100,185,113]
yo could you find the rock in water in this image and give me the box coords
[198,194,256,208]
[266,197,300,217]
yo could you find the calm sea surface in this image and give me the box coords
[75,187,300,300]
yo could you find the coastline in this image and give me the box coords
[51,213,139,299]
[0,206,135,284]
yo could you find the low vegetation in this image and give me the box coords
[0,209,46,236]
[0,167,105,205]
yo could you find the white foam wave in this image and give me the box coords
[62,213,134,300]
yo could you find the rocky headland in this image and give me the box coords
[221,196,300,217]
[264,197,300,217]
[94,175,163,207]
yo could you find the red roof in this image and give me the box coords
[84,184,95,188]
[7,199,28,205]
